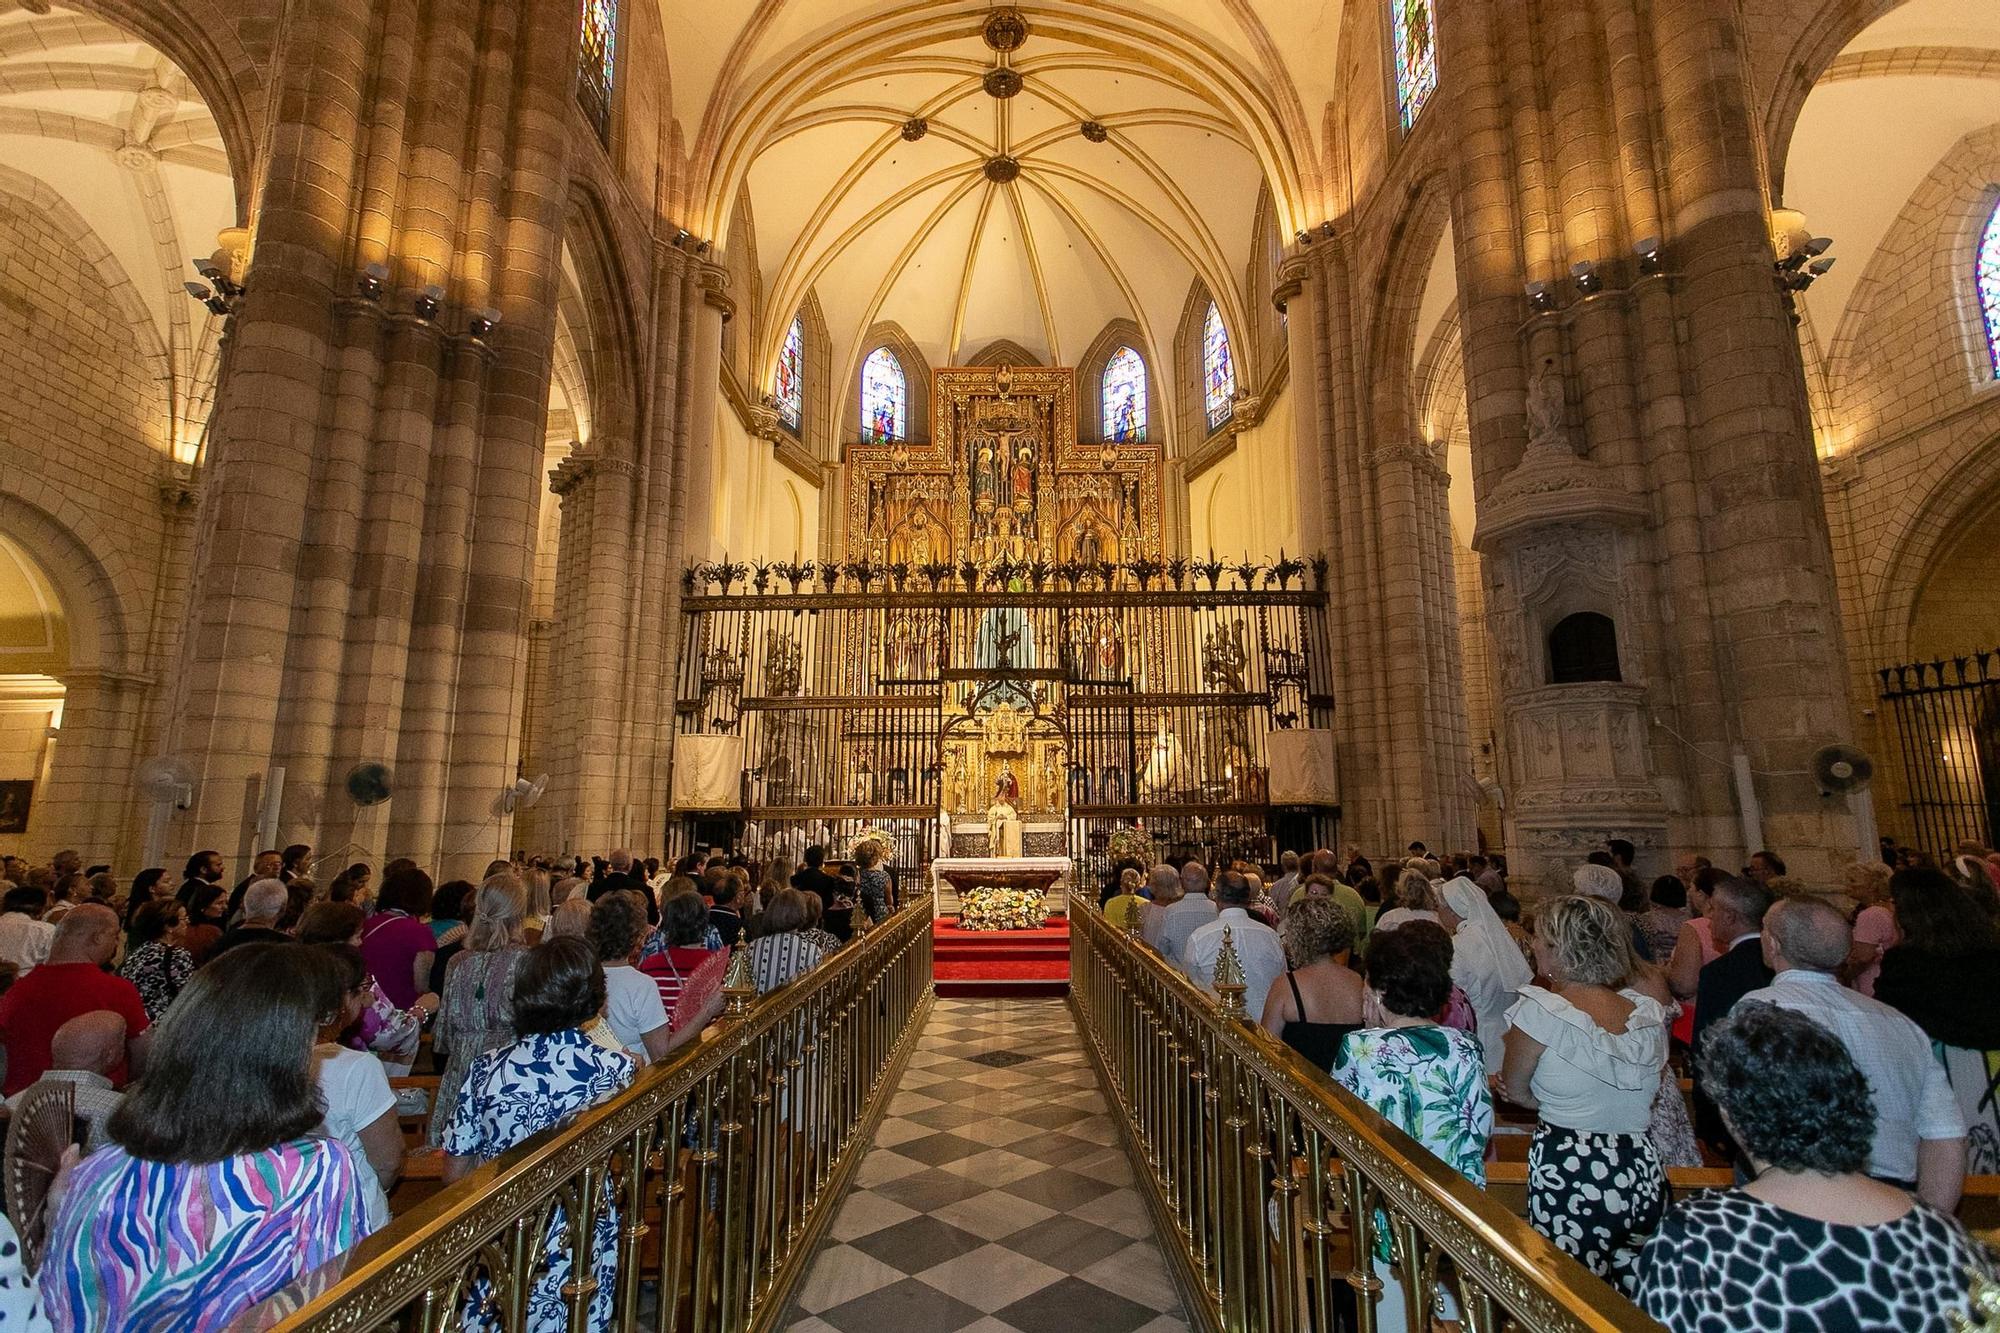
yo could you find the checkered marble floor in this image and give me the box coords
[785,998,1190,1333]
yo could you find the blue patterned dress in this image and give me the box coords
[38,1137,370,1331]
[442,1028,635,1332]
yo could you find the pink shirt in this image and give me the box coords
[360,911,436,1009]
[1849,904,1897,998]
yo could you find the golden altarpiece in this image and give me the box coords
[669,362,1336,879]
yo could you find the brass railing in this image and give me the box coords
[246,902,936,1331]
[1069,903,1656,1332]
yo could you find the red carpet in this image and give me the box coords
[933,917,1071,997]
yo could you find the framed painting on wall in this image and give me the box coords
[0,780,30,834]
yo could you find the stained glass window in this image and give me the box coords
[776,316,803,431]
[1393,0,1438,132]
[1202,303,1235,431]
[577,0,618,140]
[861,347,906,442]
[1981,196,2000,377]
[1102,346,1148,442]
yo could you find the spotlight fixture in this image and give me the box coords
[1524,279,1554,312]
[674,228,691,248]
[1775,235,1836,291]
[182,280,230,316]
[357,262,389,300]
[468,307,501,339]
[1295,230,1311,246]
[1318,221,1335,239]
[1634,235,1663,275]
[191,257,243,300]
[1570,259,1602,294]
[695,239,711,255]
[1808,256,1836,277]
[414,284,445,320]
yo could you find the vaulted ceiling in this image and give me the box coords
[0,5,236,462]
[669,2,1340,417]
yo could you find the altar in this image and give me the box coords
[932,856,1072,923]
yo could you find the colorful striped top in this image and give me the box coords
[38,1137,371,1332]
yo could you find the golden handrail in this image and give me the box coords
[1069,901,1659,1332]
[242,901,936,1332]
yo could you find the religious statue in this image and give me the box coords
[1526,355,1572,454]
[986,787,1020,858]
[1011,445,1035,509]
[994,766,1022,805]
[1041,747,1064,813]
[905,508,936,565]
[944,745,966,812]
[1203,619,1249,694]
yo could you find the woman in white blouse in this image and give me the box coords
[1500,894,1670,1295]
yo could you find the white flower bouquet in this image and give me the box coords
[959,885,1048,931]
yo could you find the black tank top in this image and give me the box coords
[1279,969,1361,1073]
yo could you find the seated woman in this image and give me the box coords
[442,937,635,1332]
[749,889,827,995]
[589,891,678,1064]
[1258,896,1365,1072]
[1501,894,1670,1295]
[1332,922,1491,1333]
[1636,1001,1997,1330]
[40,945,372,1331]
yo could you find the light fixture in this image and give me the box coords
[1808,256,1836,277]
[357,262,389,300]
[414,284,445,320]
[468,307,501,339]
[694,239,711,255]
[182,280,229,316]
[673,228,690,248]
[1295,230,1311,246]
[1524,279,1554,312]
[1634,235,1663,275]
[1571,259,1602,294]
[1318,221,1335,239]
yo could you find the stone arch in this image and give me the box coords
[780,480,806,555]
[844,321,932,443]
[559,182,648,453]
[65,0,264,214]
[1872,425,2000,665]
[1762,0,1916,200]
[0,488,138,678]
[962,339,1044,369]
[1076,319,1161,448]
[1364,170,1457,451]
[1173,280,1239,446]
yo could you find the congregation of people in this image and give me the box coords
[1121,838,2000,1330]
[0,840,896,1331]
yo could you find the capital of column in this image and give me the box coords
[1272,254,1310,311]
[748,403,785,442]
[695,263,735,320]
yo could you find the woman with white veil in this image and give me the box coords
[1439,875,1534,1070]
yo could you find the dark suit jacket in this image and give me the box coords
[1691,936,1774,1148]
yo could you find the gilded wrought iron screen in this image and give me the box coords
[1879,648,2000,854]
[671,558,1338,881]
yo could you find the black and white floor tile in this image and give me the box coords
[787,998,1190,1333]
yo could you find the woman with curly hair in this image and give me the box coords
[1258,896,1365,1071]
[1501,894,1670,1294]
[1636,1002,1996,1330]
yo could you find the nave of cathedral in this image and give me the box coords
[2,0,2000,1327]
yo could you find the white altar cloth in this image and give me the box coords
[931,856,1073,918]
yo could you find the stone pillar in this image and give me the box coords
[36,671,149,865]
[1439,0,1858,886]
[166,0,579,874]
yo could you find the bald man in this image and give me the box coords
[8,1011,127,1150]
[1741,896,1966,1210]
[0,904,150,1095]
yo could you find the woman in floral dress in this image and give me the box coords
[442,937,635,1333]
[1333,921,1492,1332]
[429,876,532,1143]
[117,898,194,1019]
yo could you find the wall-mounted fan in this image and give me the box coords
[1811,744,1875,796]
[133,755,196,810]
[490,773,549,818]
[345,762,393,808]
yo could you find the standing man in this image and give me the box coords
[1691,878,1776,1148]
[1181,872,1286,1023]
[176,850,224,908]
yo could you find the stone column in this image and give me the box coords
[36,671,149,864]
[167,0,579,874]
[1438,0,1858,885]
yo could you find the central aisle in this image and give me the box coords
[785,998,1190,1333]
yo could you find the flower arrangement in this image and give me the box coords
[850,827,894,863]
[1106,824,1154,869]
[959,885,1048,931]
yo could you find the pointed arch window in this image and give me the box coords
[1393,0,1438,132]
[577,0,619,140]
[1102,346,1148,442]
[861,347,907,442]
[776,315,803,431]
[1980,195,2000,377]
[1202,303,1236,431]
